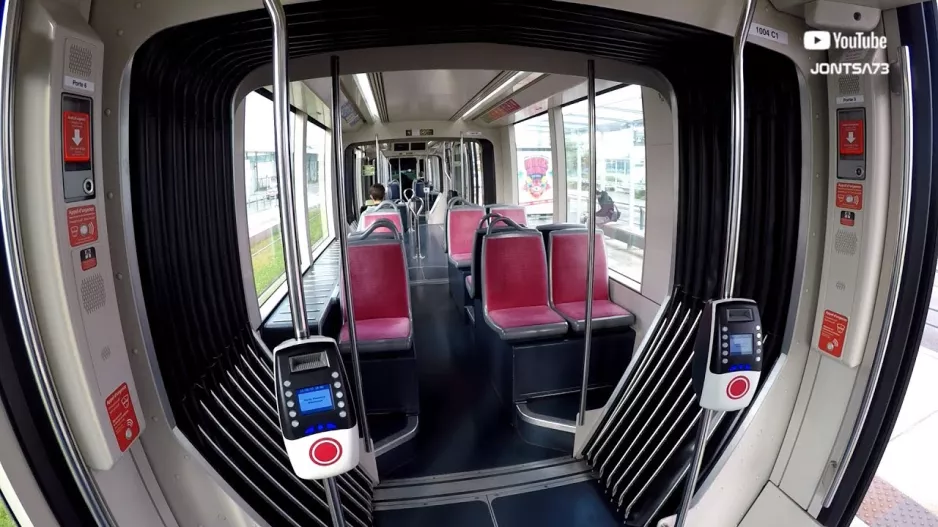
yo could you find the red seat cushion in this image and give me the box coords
[488,306,566,329]
[549,230,611,304]
[361,211,403,234]
[340,317,411,343]
[450,252,472,267]
[553,300,632,321]
[448,208,485,255]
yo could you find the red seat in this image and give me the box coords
[361,210,403,234]
[339,237,412,352]
[487,205,527,227]
[482,230,567,340]
[447,206,484,268]
[548,230,635,332]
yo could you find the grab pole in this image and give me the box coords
[675,0,756,524]
[459,133,467,201]
[261,1,346,525]
[331,56,372,454]
[375,135,381,186]
[576,59,598,427]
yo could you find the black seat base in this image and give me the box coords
[448,259,471,311]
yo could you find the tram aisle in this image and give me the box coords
[384,282,559,478]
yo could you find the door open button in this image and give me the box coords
[726,376,750,400]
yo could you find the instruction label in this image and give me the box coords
[105,383,139,452]
[839,119,865,155]
[80,246,97,271]
[836,182,863,211]
[818,310,848,358]
[63,111,91,163]
[67,205,98,247]
[840,211,855,227]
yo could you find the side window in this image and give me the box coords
[244,91,295,304]
[1,497,14,527]
[562,84,646,290]
[306,121,330,254]
[513,113,554,226]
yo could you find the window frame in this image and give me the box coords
[238,88,338,327]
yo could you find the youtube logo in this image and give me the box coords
[804,30,831,50]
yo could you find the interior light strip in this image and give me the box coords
[353,73,380,123]
[458,71,527,121]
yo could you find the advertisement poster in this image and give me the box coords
[517,153,553,212]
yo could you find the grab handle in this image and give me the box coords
[447,196,470,208]
[373,200,397,211]
[357,219,401,239]
[485,216,524,235]
[477,212,505,230]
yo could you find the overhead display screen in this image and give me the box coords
[296,384,334,415]
[729,334,754,356]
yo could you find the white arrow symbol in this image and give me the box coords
[846,131,856,144]
[72,128,82,146]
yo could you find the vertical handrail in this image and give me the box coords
[675,0,756,524]
[577,59,598,427]
[374,135,380,186]
[0,0,118,524]
[822,45,913,507]
[331,56,371,454]
[459,133,467,202]
[262,2,347,525]
[263,0,307,340]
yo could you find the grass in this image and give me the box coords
[0,502,14,527]
[251,207,325,301]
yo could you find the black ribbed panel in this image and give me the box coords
[584,45,801,525]
[128,1,798,526]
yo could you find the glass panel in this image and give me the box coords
[244,91,295,303]
[562,84,646,289]
[513,113,554,226]
[306,121,329,254]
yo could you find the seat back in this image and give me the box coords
[536,223,587,251]
[361,210,404,234]
[470,221,515,300]
[487,205,527,226]
[446,206,485,256]
[548,229,610,305]
[482,229,550,312]
[387,181,401,201]
[342,236,411,322]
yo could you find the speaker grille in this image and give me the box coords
[66,40,94,79]
[80,273,106,313]
[834,229,858,256]
[838,75,861,96]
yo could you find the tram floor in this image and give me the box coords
[382,283,561,479]
[374,481,620,527]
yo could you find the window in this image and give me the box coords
[513,113,554,226]
[562,84,646,289]
[244,91,295,304]
[0,498,12,527]
[306,121,329,255]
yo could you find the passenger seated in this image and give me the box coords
[548,229,635,331]
[359,183,386,216]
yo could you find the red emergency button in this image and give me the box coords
[726,376,750,400]
[839,119,864,156]
[309,438,342,466]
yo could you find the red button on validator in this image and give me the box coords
[310,438,342,466]
[726,376,750,400]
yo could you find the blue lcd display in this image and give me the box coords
[729,334,754,356]
[296,384,334,415]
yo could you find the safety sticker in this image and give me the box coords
[839,119,864,156]
[840,211,856,227]
[80,246,97,271]
[836,182,863,211]
[67,205,98,247]
[63,111,91,162]
[105,382,140,452]
[818,310,848,358]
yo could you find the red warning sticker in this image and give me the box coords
[840,211,856,227]
[839,119,864,156]
[836,182,863,211]
[63,111,91,163]
[105,383,140,452]
[67,205,97,247]
[818,310,849,358]
[79,246,97,271]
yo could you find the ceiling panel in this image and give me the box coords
[381,69,500,122]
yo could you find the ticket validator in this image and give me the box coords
[275,337,360,480]
[692,298,764,412]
